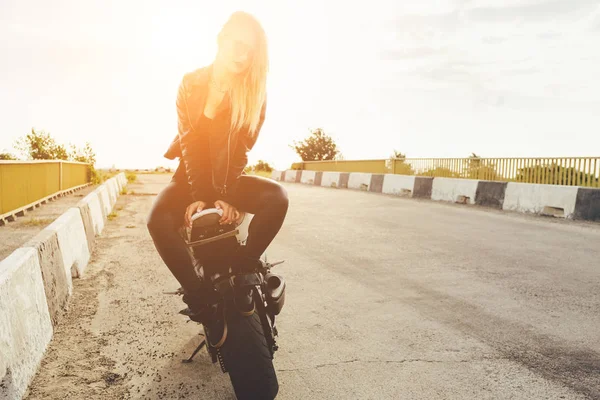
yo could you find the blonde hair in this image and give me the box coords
[218,11,268,138]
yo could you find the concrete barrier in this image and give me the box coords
[78,191,105,237]
[284,170,297,183]
[348,173,372,191]
[300,170,316,185]
[105,179,118,208]
[0,172,130,398]
[431,178,479,204]
[314,171,323,186]
[475,181,508,209]
[46,208,91,280]
[339,173,350,188]
[413,177,434,199]
[503,183,579,218]
[95,185,111,219]
[369,174,385,193]
[321,172,341,188]
[382,174,416,196]
[116,176,124,193]
[75,201,96,255]
[22,230,70,327]
[111,177,121,194]
[277,169,600,222]
[271,171,283,181]
[0,248,53,400]
[574,188,600,221]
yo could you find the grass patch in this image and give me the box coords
[120,187,128,195]
[91,167,117,185]
[125,171,137,183]
[107,211,118,221]
[22,217,54,227]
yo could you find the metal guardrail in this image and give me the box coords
[0,160,91,217]
[291,157,600,188]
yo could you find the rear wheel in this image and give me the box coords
[219,298,279,400]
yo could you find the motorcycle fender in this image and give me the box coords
[231,272,263,288]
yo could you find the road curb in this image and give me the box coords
[22,230,70,327]
[503,182,579,218]
[0,173,128,399]
[432,177,479,205]
[0,248,53,400]
[274,170,600,222]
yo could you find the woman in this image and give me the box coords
[147,11,289,321]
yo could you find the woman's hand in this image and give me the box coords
[185,200,207,228]
[214,200,240,225]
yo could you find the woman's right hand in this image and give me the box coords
[185,200,207,228]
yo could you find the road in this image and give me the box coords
[25,173,600,399]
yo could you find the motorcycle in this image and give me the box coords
[166,207,286,400]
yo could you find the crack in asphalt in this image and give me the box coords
[277,357,502,372]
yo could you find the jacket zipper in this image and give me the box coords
[222,130,231,197]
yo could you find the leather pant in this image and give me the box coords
[146,173,289,301]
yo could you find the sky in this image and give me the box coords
[1,0,599,170]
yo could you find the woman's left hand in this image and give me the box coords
[214,200,240,225]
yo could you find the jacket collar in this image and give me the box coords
[189,64,231,115]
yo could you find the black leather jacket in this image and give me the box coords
[164,64,267,204]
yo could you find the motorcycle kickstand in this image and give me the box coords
[182,335,206,364]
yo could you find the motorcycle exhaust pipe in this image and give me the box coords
[264,273,286,316]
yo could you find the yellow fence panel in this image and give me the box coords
[292,160,387,173]
[293,157,600,188]
[61,162,90,191]
[0,161,91,216]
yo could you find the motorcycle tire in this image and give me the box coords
[220,303,279,400]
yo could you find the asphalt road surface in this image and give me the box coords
[25,173,600,399]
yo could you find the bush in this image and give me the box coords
[126,171,137,183]
[0,152,17,160]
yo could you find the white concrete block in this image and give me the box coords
[321,172,340,188]
[431,177,479,204]
[382,174,416,196]
[46,208,91,280]
[95,185,111,218]
[104,179,118,207]
[118,174,126,190]
[81,191,105,236]
[0,248,53,400]
[503,182,579,218]
[113,176,123,193]
[271,171,282,181]
[301,170,317,185]
[348,173,372,191]
[284,170,298,183]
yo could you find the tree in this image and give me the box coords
[0,152,17,160]
[244,160,274,174]
[69,142,96,164]
[290,128,340,161]
[389,149,414,175]
[15,128,69,160]
[390,149,406,159]
[253,160,273,172]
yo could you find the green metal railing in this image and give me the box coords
[291,157,600,188]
